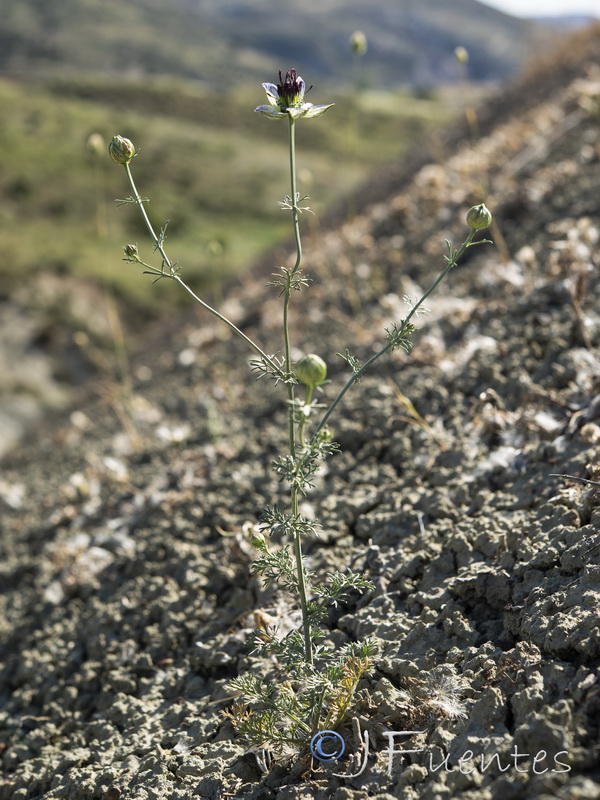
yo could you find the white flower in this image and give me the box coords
[255,69,334,120]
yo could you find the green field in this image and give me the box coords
[0,74,474,313]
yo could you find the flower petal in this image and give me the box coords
[302,103,335,118]
[261,83,280,105]
[254,105,287,120]
[296,77,306,103]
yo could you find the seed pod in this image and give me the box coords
[123,243,139,259]
[296,354,327,388]
[350,31,368,56]
[87,132,104,156]
[108,135,135,165]
[466,203,492,230]
[454,46,469,65]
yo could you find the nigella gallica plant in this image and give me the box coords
[109,69,492,754]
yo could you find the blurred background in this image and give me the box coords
[0,0,597,458]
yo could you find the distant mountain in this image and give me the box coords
[535,15,598,29]
[0,0,563,88]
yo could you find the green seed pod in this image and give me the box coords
[466,203,492,230]
[350,31,367,56]
[296,354,327,388]
[123,243,140,261]
[86,132,104,156]
[108,135,135,165]
[454,46,469,65]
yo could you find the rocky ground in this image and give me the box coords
[1,25,600,800]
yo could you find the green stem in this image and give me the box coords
[312,679,332,731]
[289,118,303,277]
[124,162,171,270]
[122,163,284,380]
[292,491,312,665]
[283,115,313,666]
[283,117,301,457]
[298,385,312,449]
[283,270,295,457]
[173,276,283,371]
[310,229,478,445]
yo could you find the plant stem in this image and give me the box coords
[291,488,312,665]
[123,162,171,271]
[123,153,313,664]
[283,116,302,457]
[122,162,284,380]
[289,118,303,278]
[283,115,313,666]
[310,229,479,445]
[297,386,312,449]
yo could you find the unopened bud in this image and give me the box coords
[87,132,104,156]
[350,31,367,56]
[466,203,492,230]
[108,135,135,165]
[454,46,469,65]
[296,354,327,388]
[317,426,333,443]
[123,243,140,261]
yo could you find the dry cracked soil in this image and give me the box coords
[1,25,600,800]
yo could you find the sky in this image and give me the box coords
[481,0,600,16]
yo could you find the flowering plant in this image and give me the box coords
[110,68,492,757]
[255,68,334,120]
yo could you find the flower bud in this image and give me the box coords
[86,132,104,156]
[454,46,469,65]
[350,31,367,56]
[108,135,135,165]
[316,426,333,443]
[466,203,492,230]
[123,243,140,261]
[296,354,327,388]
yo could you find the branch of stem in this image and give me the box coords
[309,228,483,445]
[122,163,285,381]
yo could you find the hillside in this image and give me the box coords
[0,71,472,459]
[1,21,600,800]
[0,0,557,87]
[0,0,565,457]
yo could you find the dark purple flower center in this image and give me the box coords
[276,68,311,107]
